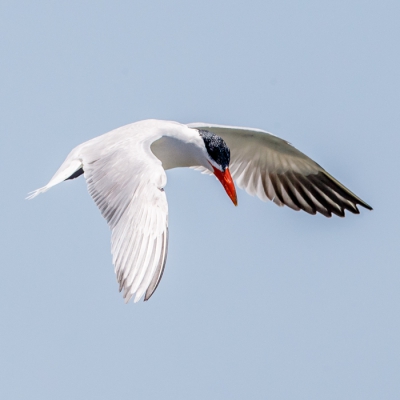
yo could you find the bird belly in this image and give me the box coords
[150,136,206,170]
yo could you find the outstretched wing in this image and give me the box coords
[81,135,169,303]
[188,123,372,217]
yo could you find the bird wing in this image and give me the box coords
[81,132,169,303]
[188,123,372,217]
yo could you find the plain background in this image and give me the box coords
[1,1,399,399]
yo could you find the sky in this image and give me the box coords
[1,1,399,399]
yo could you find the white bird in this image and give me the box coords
[28,119,372,303]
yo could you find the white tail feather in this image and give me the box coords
[26,157,83,200]
[26,187,50,200]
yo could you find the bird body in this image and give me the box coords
[28,119,372,303]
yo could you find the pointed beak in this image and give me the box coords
[212,167,238,206]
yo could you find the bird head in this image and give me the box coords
[199,130,237,206]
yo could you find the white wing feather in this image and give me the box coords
[81,129,168,302]
[86,152,167,302]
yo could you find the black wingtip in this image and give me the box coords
[362,203,373,211]
[318,171,373,214]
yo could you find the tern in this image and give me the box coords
[28,119,372,302]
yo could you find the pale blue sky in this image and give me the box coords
[1,1,399,399]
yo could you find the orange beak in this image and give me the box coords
[212,166,238,206]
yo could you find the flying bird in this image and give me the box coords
[28,119,372,302]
